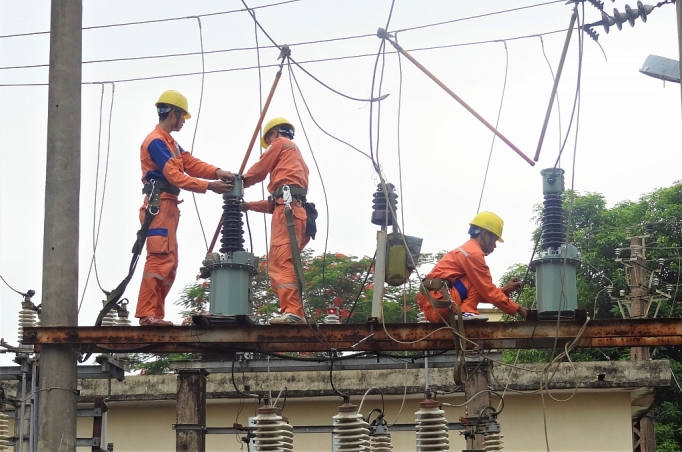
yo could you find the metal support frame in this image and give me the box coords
[22,317,682,353]
[167,354,494,373]
[0,365,124,382]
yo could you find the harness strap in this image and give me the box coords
[95,185,162,326]
[274,184,307,199]
[419,278,467,385]
[143,179,180,196]
[284,206,306,303]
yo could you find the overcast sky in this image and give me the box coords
[1,0,680,365]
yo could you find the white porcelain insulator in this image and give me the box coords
[252,407,293,452]
[332,408,370,451]
[325,313,341,324]
[415,405,449,451]
[369,434,393,451]
[115,314,131,327]
[280,418,294,451]
[101,302,117,327]
[417,311,427,323]
[0,411,9,451]
[18,308,38,344]
[484,433,504,451]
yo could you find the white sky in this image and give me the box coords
[1,0,680,365]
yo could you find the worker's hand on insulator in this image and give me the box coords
[241,202,251,212]
[215,169,235,183]
[208,180,233,194]
[517,306,528,320]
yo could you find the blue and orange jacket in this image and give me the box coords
[419,238,520,316]
[140,125,219,193]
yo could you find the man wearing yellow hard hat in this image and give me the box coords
[241,117,316,325]
[135,90,235,326]
[417,211,528,322]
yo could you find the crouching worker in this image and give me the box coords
[417,211,528,322]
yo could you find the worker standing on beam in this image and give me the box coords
[136,90,235,326]
[241,117,316,325]
[418,212,528,322]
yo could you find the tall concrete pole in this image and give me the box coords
[37,1,82,451]
[629,236,655,452]
[678,0,682,118]
[176,370,208,452]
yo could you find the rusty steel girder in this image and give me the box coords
[21,318,682,353]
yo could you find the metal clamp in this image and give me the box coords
[172,423,207,432]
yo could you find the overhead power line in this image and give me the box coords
[0,28,567,87]
[393,0,564,33]
[1,1,569,71]
[0,0,302,39]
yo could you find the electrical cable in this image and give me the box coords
[0,274,22,295]
[188,17,209,250]
[241,0,386,104]
[476,40,509,214]
[357,387,386,416]
[79,82,115,313]
[231,358,260,399]
[393,0,565,33]
[286,61,332,311]
[79,83,107,312]
[0,28,568,87]
[288,67,373,161]
[0,0,303,39]
[251,8,271,260]
[344,252,376,323]
[329,357,350,399]
[538,35,563,155]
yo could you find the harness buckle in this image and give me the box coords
[282,184,293,209]
[147,180,160,216]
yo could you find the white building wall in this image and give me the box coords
[85,391,632,452]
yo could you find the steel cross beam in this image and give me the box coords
[21,318,682,353]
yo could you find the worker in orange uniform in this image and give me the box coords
[417,211,528,322]
[136,90,234,326]
[241,118,314,325]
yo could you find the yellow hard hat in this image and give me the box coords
[261,117,295,148]
[470,211,505,242]
[155,90,191,119]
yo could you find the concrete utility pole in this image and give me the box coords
[37,1,82,451]
[629,236,655,452]
[677,0,682,117]
[176,370,208,452]
[464,360,491,451]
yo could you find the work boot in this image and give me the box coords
[456,312,489,321]
[139,316,174,326]
[269,313,305,325]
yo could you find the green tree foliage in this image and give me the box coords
[502,182,682,448]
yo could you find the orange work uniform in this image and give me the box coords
[417,238,520,322]
[243,136,309,317]
[135,125,220,320]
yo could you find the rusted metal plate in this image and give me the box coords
[22,318,682,353]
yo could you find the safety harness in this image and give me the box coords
[418,246,472,385]
[94,179,178,326]
[280,185,308,302]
